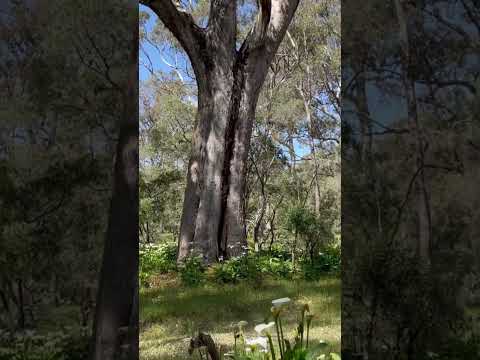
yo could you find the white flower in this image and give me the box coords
[237,320,248,328]
[272,297,291,307]
[254,322,275,335]
[245,336,269,350]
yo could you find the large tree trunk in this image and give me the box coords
[143,0,301,264]
[91,116,138,360]
[91,5,139,359]
[178,64,263,263]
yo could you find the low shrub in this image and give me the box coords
[139,242,177,286]
[194,249,339,285]
[301,245,341,281]
[139,243,340,287]
[179,256,205,287]
[257,254,293,279]
[211,255,260,284]
[268,245,292,261]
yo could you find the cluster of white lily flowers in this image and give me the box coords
[225,297,292,357]
[240,321,275,353]
[223,296,340,360]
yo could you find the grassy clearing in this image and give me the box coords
[140,275,341,359]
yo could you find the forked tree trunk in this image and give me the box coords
[143,0,300,264]
[177,54,268,263]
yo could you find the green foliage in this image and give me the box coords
[179,256,206,287]
[286,206,335,265]
[210,252,298,284]
[257,255,293,279]
[139,243,177,287]
[138,246,339,287]
[0,329,89,360]
[138,243,339,288]
[211,255,261,284]
[301,245,341,281]
[286,207,317,236]
[268,246,292,261]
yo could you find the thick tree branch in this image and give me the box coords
[238,0,300,97]
[243,0,299,51]
[140,0,206,77]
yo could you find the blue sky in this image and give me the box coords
[139,4,172,82]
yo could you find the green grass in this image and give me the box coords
[140,276,341,359]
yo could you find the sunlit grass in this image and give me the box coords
[140,276,341,359]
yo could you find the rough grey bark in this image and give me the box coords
[142,0,300,263]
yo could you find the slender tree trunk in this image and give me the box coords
[298,30,322,216]
[252,156,269,252]
[253,197,267,252]
[146,221,150,243]
[354,64,372,163]
[299,87,321,215]
[268,196,283,251]
[292,230,298,271]
[394,0,431,262]
[16,279,25,330]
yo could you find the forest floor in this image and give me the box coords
[139,275,341,360]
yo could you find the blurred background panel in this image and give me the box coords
[342,0,480,358]
[0,1,138,359]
